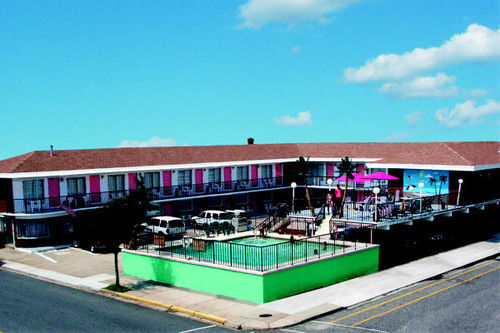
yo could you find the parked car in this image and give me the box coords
[73,238,117,253]
[192,210,233,227]
[142,216,186,240]
[226,209,250,232]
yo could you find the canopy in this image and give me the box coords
[364,171,399,180]
[335,173,374,183]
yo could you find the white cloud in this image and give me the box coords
[238,0,360,29]
[275,111,312,126]
[119,136,177,147]
[344,24,500,82]
[379,73,459,99]
[404,111,423,126]
[435,99,500,128]
[464,88,490,98]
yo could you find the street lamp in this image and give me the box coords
[327,178,333,192]
[373,187,380,222]
[457,179,463,206]
[291,182,297,213]
[418,181,425,213]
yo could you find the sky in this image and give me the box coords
[1,0,499,160]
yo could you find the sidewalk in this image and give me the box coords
[1,235,498,330]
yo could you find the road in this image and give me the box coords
[275,257,500,333]
[0,269,232,333]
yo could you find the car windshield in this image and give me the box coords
[147,220,160,227]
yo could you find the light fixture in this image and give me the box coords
[373,187,380,222]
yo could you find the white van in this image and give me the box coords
[192,210,233,225]
[142,216,186,239]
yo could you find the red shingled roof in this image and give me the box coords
[0,142,498,173]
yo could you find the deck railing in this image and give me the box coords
[10,176,284,214]
[135,232,372,272]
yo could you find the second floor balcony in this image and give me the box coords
[8,176,284,215]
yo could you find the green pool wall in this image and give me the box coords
[122,246,379,303]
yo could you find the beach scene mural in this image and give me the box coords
[403,170,449,195]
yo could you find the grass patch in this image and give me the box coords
[105,284,132,293]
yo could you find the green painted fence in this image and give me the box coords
[122,246,379,303]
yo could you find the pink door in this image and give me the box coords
[224,167,232,190]
[48,178,60,207]
[251,165,258,187]
[275,163,282,185]
[128,173,137,190]
[195,169,203,192]
[89,175,101,202]
[163,171,172,195]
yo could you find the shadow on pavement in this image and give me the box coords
[128,279,172,291]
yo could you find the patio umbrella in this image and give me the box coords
[335,173,374,183]
[364,171,399,180]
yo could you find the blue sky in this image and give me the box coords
[1,0,499,160]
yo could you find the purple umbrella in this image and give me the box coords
[364,171,399,180]
[335,173,374,183]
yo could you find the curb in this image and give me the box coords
[115,292,228,325]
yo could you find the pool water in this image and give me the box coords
[163,236,344,271]
[228,237,288,247]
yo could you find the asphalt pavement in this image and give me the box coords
[0,233,498,330]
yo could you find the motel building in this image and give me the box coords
[0,140,498,248]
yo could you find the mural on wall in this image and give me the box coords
[403,170,449,195]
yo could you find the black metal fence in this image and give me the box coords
[339,193,456,222]
[135,232,372,272]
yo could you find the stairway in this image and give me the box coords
[316,214,332,234]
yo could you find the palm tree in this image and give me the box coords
[438,175,448,206]
[296,156,315,217]
[429,177,438,195]
[337,156,356,218]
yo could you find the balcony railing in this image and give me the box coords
[10,176,284,214]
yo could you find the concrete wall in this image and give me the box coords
[122,246,379,303]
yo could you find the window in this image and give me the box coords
[179,199,193,212]
[235,194,249,205]
[16,221,49,238]
[144,172,160,189]
[236,166,249,181]
[108,175,125,192]
[261,165,272,178]
[208,168,221,183]
[178,170,192,186]
[67,177,86,196]
[23,179,44,199]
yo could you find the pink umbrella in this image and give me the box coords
[364,171,399,180]
[335,173,374,183]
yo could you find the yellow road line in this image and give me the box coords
[352,266,500,326]
[329,260,496,323]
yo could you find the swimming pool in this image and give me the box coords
[162,236,344,271]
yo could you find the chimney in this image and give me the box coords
[50,145,54,157]
[247,138,254,145]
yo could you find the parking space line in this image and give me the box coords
[352,266,500,326]
[311,320,390,333]
[177,325,216,333]
[329,260,497,323]
[36,252,57,263]
[71,247,98,256]
[280,329,306,333]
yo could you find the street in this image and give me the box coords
[0,269,232,333]
[275,257,500,333]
